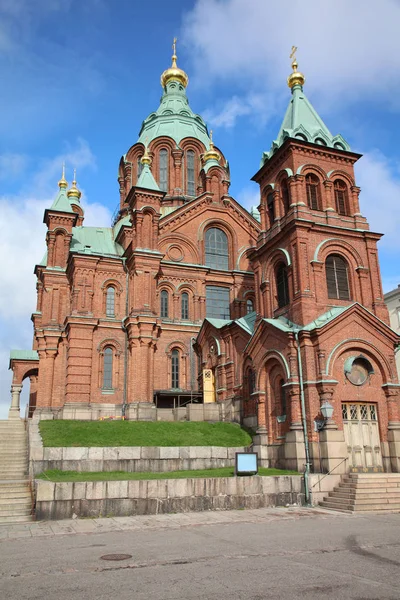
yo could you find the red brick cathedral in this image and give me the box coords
[9,48,400,474]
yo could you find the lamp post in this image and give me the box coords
[315,401,334,431]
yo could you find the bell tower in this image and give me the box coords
[251,49,387,326]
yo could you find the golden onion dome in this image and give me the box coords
[160,38,189,89]
[203,130,220,163]
[287,46,305,89]
[140,145,152,165]
[58,163,68,189]
[67,169,82,200]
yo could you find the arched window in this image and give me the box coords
[186,150,195,196]
[281,179,291,214]
[103,347,113,390]
[248,368,256,395]
[171,349,179,388]
[160,290,169,318]
[106,287,115,317]
[325,254,351,300]
[306,174,321,210]
[137,157,143,179]
[181,292,189,320]
[205,227,229,270]
[246,298,254,314]
[276,263,289,308]
[267,192,275,225]
[280,379,287,416]
[159,149,168,192]
[334,180,348,215]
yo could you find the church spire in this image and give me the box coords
[67,169,82,201]
[160,37,189,89]
[136,146,161,192]
[260,48,350,164]
[51,165,73,213]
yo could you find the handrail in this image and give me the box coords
[310,456,348,489]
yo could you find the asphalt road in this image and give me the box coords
[1,508,400,600]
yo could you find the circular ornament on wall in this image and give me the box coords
[345,356,373,386]
[167,244,184,262]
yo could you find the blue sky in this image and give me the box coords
[0,0,399,417]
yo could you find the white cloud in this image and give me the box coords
[203,92,277,129]
[355,150,400,250]
[0,139,112,418]
[183,0,400,116]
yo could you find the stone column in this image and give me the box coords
[9,384,22,419]
[317,384,347,474]
[252,392,269,467]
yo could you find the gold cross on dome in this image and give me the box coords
[173,37,177,55]
[290,46,297,61]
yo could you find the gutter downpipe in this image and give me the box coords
[294,328,312,505]
[122,258,129,418]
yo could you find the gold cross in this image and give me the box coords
[173,37,177,55]
[290,46,297,61]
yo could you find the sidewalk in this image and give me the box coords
[0,506,351,541]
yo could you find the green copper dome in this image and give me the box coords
[138,79,211,148]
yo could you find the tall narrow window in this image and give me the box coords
[334,180,348,215]
[325,254,350,300]
[205,227,229,270]
[248,368,256,395]
[206,286,230,319]
[276,263,289,308]
[160,290,169,318]
[159,149,168,192]
[267,192,275,226]
[106,287,115,317]
[181,292,189,320]
[187,150,195,196]
[171,349,179,389]
[281,179,291,214]
[137,157,143,179]
[280,379,287,415]
[306,174,321,210]
[246,299,254,314]
[103,347,113,390]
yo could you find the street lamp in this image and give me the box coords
[315,401,334,431]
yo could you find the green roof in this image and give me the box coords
[261,84,350,164]
[70,227,124,258]
[205,311,257,335]
[138,80,210,147]
[113,215,131,238]
[49,187,74,213]
[136,163,161,191]
[10,350,39,361]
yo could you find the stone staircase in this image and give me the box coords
[0,419,33,523]
[320,472,400,513]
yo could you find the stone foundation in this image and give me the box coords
[34,475,305,520]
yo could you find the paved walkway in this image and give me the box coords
[0,506,351,541]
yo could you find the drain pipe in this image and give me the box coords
[122,258,129,418]
[293,327,312,505]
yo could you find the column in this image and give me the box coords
[9,384,22,419]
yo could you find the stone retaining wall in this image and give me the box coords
[34,475,305,520]
[30,445,247,477]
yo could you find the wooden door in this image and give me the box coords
[342,403,383,471]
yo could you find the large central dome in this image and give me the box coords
[138,48,210,148]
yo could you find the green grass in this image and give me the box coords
[37,467,301,482]
[39,420,253,448]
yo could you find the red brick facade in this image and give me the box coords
[9,61,400,473]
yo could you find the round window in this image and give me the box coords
[346,358,370,386]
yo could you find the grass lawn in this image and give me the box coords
[39,420,253,448]
[37,467,301,481]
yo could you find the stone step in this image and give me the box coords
[319,501,353,513]
[340,481,400,489]
[0,515,33,524]
[0,506,33,517]
[0,497,31,507]
[0,491,31,500]
[333,490,400,499]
